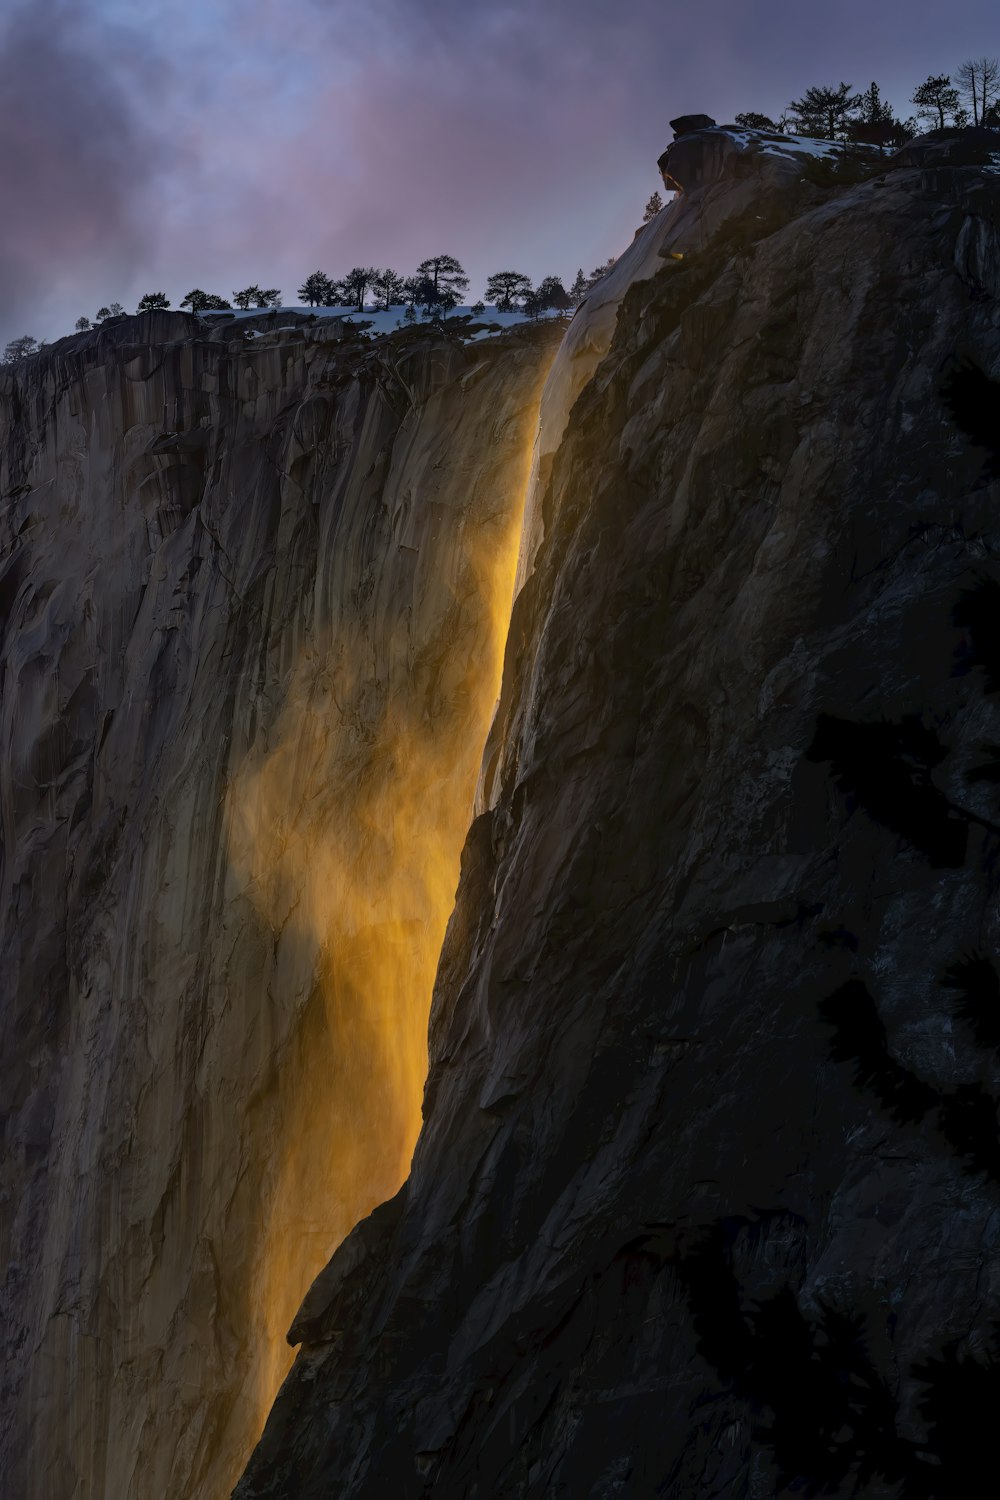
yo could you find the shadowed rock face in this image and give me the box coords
[237,139,1000,1496]
[0,312,561,1499]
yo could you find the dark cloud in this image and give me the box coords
[0,1,167,344]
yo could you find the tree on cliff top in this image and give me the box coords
[75,317,91,331]
[415,255,469,303]
[3,335,37,362]
[341,266,378,310]
[570,268,588,303]
[485,270,532,310]
[956,56,1000,125]
[911,74,961,129]
[844,82,913,147]
[232,285,281,309]
[401,275,423,308]
[643,190,664,221]
[371,268,407,310]
[735,110,783,132]
[789,82,862,139]
[535,275,572,311]
[137,292,170,313]
[180,290,231,312]
[298,270,336,306]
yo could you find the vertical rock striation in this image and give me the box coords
[0,311,561,1498]
[239,131,1000,1497]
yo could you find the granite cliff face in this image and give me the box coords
[0,310,562,1498]
[238,129,1000,1497]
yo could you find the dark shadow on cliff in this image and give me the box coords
[806,714,968,867]
[940,359,1000,483]
[820,978,1000,1180]
[953,575,1000,693]
[677,1218,1000,1497]
[941,953,1000,1054]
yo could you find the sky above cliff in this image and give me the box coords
[1,0,998,345]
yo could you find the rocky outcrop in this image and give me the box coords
[0,312,561,1499]
[238,133,1000,1497]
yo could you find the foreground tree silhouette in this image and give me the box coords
[535,275,572,310]
[789,82,862,139]
[911,74,961,129]
[735,110,783,131]
[371,268,406,310]
[232,285,280,309]
[401,275,423,308]
[416,254,469,306]
[956,56,1000,125]
[297,270,336,306]
[570,268,588,303]
[847,81,896,144]
[136,292,170,313]
[485,271,532,310]
[3,336,37,362]
[643,190,664,221]
[341,266,378,310]
[180,290,231,312]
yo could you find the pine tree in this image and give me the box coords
[643,190,664,221]
[256,288,281,307]
[108,302,125,317]
[75,317,91,331]
[341,266,378,310]
[371,268,407,310]
[136,292,170,313]
[233,285,263,309]
[911,74,961,130]
[535,276,572,311]
[735,111,782,132]
[401,276,423,308]
[3,335,38,362]
[95,306,112,321]
[484,271,533,311]
[788,82,862,140]
[180,289,230,312]
[297,271,335,307]
[846,82,897,146]
[415,255,469,305]
[570,268,588,304]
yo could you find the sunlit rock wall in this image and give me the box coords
[0,311,560,1499]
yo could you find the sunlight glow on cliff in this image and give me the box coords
[222,419,539,1482]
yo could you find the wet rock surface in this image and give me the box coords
[238,139,1000,1497]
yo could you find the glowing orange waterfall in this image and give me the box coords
[222,354,553,1486]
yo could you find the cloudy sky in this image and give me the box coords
[1,0,997,345]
